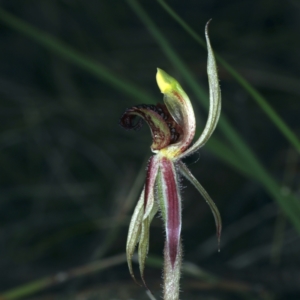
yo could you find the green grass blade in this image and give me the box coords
[126,0,300,233]
[1,254,127,299]
[206,137,254,178]
[0,7,155,105]
[156,0,300,154]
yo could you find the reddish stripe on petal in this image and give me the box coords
[144,156,159,209]
[161,157,181,268]
[172,91,196,153]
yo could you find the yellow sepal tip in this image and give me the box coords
[156,68,174,94]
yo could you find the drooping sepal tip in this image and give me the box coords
[177,161,222,252]
[205,18,212,33]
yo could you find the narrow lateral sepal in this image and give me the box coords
[178,161,222,249]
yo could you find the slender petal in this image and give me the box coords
[126,188,145,281]
[126,185,158,285]
[178,161,222,249]
[138,201,158,285]
[144,155,160,219]
[178,21,221,159]
[156,69,196,158]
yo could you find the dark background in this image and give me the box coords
[0,0,299,299]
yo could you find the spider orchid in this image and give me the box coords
[120,23,221,300]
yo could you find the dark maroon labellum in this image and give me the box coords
[119,105,144,131]
[120,103,183,149]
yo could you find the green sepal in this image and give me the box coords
[179,22,221,158]
[178,161,222,250]
[155,167,166,222]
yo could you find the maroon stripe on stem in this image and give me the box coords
[161,157,181,268]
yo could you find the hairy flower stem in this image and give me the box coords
[163,241,182,300]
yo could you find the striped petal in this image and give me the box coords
[159,157,182,267]
[143,155,159,220]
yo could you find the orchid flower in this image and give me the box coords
[120,23,221,300]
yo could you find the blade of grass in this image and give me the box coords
[92,158,147,259]
[126,0,300,233]
[0,254,127,300]
[156,0,300,155]
[206,138,254,178]
[0,8,154,105]
[1,253,265,300]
